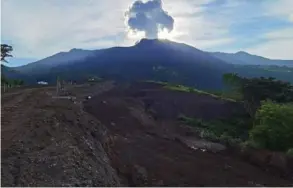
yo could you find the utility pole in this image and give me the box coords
[3,83,6,92]
[56,76,60,96]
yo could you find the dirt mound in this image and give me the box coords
[84,83,292,186]
[1,85,120,186]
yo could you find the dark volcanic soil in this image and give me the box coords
[84,82,292,186]
[1,81,293,186]
[101,81,247,121]
[1,83,120,186]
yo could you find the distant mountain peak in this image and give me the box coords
[69,48,84,52]
[136,38,159,45]
[236,51,249,55]
[209,51,293,67]
[135,38,172,46]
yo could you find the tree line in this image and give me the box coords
[223,73,293,153]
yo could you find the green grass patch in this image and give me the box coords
[143,80,239,101]
[164,84,237,102]
[178,114,252,146]
[144,80,168,86]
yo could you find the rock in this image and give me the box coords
[84,96,92,100]
[242,149,288,172]
[184,138,226,153]
[248,181,263,187]
[269,152,287,171]
[131,165,148,186]
[224,164,232,170]
[155,180,164,186]
[241,148,271,167]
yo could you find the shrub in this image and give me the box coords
[240,140,262,150]
[219,132,242,146]
[249,100,293,151]
[287,148,293,157]
[178,115,250,145]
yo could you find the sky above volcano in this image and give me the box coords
[1,0,293,66]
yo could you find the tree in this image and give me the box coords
[223,73,293,117]
[1,44,13,63]
[223,73,242,86]
[249,100,293,151]
[12,79,21,86]
[19,80,24,85]
[222,73,244,100]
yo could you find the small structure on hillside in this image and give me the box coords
[37,81,48,85]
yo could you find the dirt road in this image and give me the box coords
[1,82,292,186]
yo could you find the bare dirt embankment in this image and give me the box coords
[1,81,292,186]
[1,82,120,186]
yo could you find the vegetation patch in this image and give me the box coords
[148,75,293,152]
[248,100,293,152]
[178,114,252,146]
[287,148,293,157]
[147,77,293,152]
[178,75,293,152]
[144,80,237,101]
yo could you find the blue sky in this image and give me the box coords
[1,0,293,66]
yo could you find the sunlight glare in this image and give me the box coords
[158,28,175,40]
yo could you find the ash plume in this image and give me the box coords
[125,0,174,39]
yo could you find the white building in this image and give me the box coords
[37,81,48,85]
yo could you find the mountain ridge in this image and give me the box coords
[26,38,231,89]
[209,51,293,67]
[8,39,293,70]
[3,39,293,89]
[13,48,96,75]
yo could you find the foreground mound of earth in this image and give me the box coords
[1,82,292,186]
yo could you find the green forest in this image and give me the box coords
[176,74,293,154]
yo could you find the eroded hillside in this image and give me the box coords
[1,82,292,186]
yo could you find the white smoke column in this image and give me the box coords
[125,0,174,39]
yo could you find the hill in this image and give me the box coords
[1,65,33,82]
[210,51,293,67]
[14,48,95,75]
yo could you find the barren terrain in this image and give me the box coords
[1,81,292,186]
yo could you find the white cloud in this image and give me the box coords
[2,0,232,59]
[1,0,134,58]
[246,27,293,59]
[289,14,293,23]
[162,0,234,49]
[264,28,293,40]
[163,0,212,17]
[264,0,293,23]
[246,39,293,60]
[1,0,293,61]
[237,0,293,59]
[194,38,235,49]
[170,15,234,49]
